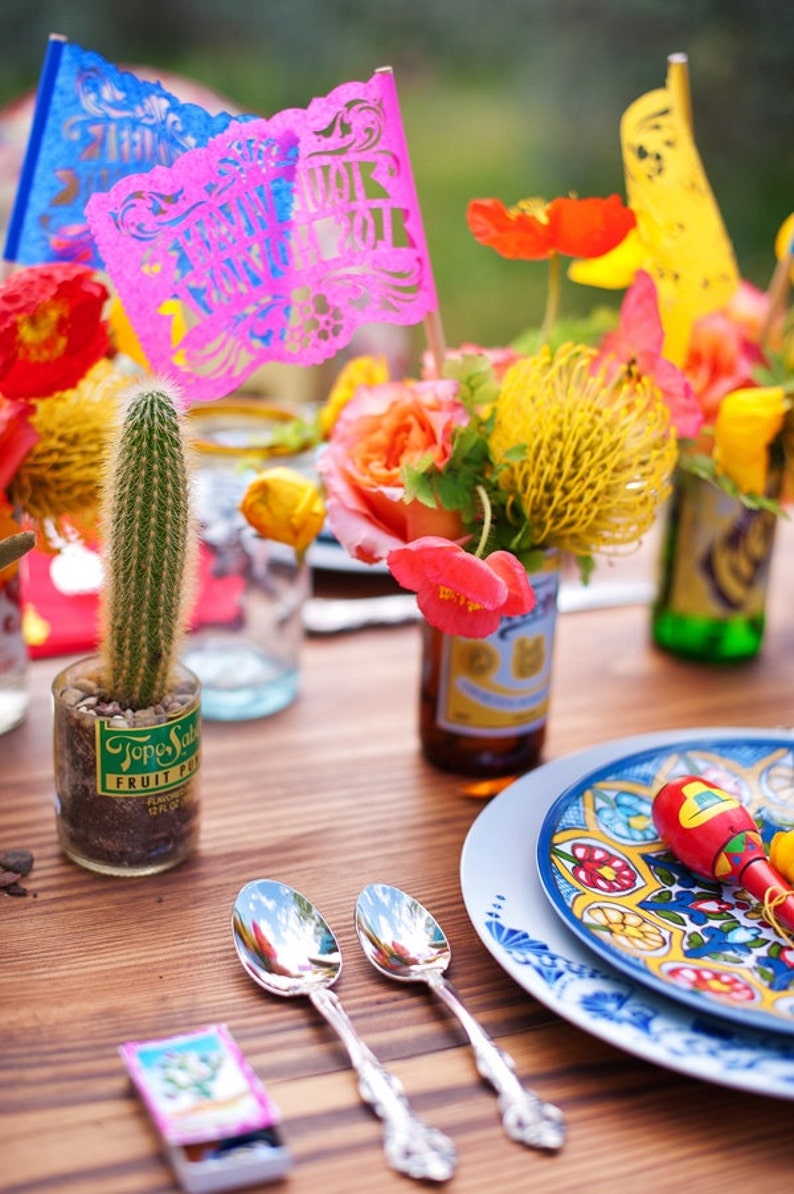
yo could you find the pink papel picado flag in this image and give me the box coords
[85,69,439,400]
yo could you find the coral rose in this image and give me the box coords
[683,286,766,426]
[318,379,469,563]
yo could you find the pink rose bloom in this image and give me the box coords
[683,282,767,425]
[318,379,469,564]
[727,280,770,340]
[421,343,522,381]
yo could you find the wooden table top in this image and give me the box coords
[3,524,794,1194]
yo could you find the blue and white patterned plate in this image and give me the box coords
[536,736,794,1034]
[460,728,794,1098]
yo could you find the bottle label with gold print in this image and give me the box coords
[668,481,776,618]
[436,568,559,737]
[94,701,201,801]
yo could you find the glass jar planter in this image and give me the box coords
[53,656,201,876]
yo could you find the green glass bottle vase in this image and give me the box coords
[651,469,779,662]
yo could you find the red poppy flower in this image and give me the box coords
[387,536,535,638]
[0,264,110,399]
[467,194,636,261]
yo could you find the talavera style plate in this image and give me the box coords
[535,734,794,1034]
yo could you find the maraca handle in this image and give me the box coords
[739,858,794,931]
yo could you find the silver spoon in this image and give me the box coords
[355,883,565,1152]
[231,879,457,1183]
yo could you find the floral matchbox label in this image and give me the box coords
[120,1023,290,1192]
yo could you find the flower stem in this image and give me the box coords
[474,484,492,557]
[541,252,561,343]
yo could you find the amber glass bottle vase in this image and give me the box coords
[419,553,560,778]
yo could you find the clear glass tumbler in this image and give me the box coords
[183,401,312,721]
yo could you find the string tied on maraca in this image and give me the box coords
[652,775,794,940]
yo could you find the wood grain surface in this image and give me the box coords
[3,522,794,1193]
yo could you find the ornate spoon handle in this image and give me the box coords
[426,973,565,1151]
[310,987,457,1183]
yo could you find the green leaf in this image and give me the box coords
[402,463,438,508]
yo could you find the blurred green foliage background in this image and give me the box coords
[2,0,793,358]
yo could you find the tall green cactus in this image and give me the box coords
[99,381,196,710]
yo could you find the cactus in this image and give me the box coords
[98,380,196,710]
[0,531,35,572]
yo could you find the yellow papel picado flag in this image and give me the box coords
[619,68,739,364]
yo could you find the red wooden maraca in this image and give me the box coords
[652,775,794,932]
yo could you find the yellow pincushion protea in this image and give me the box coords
[8,358,128,536]
[490,342,677,556]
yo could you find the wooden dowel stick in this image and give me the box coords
[666,52,693,133]
[761,247,793,350]
[423,308,447,376]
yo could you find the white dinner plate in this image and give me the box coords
[460,728,794,1099]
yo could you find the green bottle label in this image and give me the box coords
[94,702,201,798]
[667,481,776,618]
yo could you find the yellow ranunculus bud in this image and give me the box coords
[318,354,389,437]
[713,385,787,495]
[240,466,326,555]
[769,829,794,884]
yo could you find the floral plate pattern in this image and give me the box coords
[460,729,794,1098]
[536,735,794,1034]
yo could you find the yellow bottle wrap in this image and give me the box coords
[667,481,776,619]
[436,566,559,738]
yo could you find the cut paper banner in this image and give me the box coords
[4,34,240,267]
[619,81,739,365]
[85,69,438,399]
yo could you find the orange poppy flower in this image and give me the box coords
[0,263,110,400]
[467,194,636,261]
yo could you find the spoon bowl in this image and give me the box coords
[356,882,451,981]
[232,877,341,995]
[356,883,565,1152]
[232,879,457,1183]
